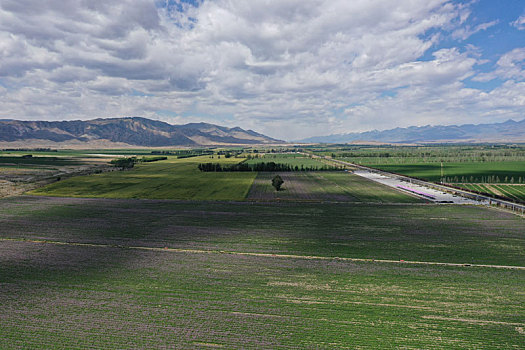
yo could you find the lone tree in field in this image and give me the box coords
[272,175,284,191]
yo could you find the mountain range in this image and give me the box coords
[0,117,281,147]
[2,117,524,147]
[299,119,525,144]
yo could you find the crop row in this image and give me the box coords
[459,183,525,202]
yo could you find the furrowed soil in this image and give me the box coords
[247,172,422,203]
[0,196,523,348]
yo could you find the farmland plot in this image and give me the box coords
[247,171,422,203]
[245,154,329,168]
[458,183,525,202]
[359,161,525,184]
[29,156,257,200]
[247,172,350,201]
[0,155,111,198]
[1,240,523,349]
[1,196,524,265]
[0,196,524,348]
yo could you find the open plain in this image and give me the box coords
[3,1,525,348]
[0,149,524,348]
[1,193,524,348]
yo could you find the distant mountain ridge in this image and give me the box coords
[0,117,282,147]
[299,119,525,144]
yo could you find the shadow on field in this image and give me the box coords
[0,196,156,300]
[1,196,524,348]
[0,240,141,293]
[1,194,524,294]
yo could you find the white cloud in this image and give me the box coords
[511,15,525,30]
[472,48,525,82]
[0,0,523,140]
[452,20,498,40]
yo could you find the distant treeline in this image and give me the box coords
[151,149,214,158]
[142,156,168,162]
[326,145,525,163]
[0,155,79,166]
[2,148,57,152]
[111,157,137,169]
[111,156,167,169]
[198,161,341,172]
[443,175,524,184]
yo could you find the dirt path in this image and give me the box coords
[484,184,506,197]
[2,237,524,271]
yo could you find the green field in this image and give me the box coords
[248,171,421,203]
[28,154,415,202]
[245,154,329,168]
[312,145,525,186]
[354,161,525,202]
[460,183,525,201]
[28,155,257,200]
[315,144,525,164]
[358,161,525,184]
[316,145,525,202]
[0,155,81,166]
[0,196,523,348]
[2,197,521,265]
[3,146,525,348]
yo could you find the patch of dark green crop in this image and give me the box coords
[0,156,80,166]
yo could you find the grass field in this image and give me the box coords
[27,155,417,202]
[2,197,522,265]
[0,196,523,348]
[317,145,525,163]
[247,172,422,203]
[4,147,525,348]
[315,145,525,188]
[459,183,525,201]
[312,144,525,203]
[354,161,525,202]
[28,156,257,200]
[245,154,329,168]
[352,161,525,184]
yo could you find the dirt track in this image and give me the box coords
[2,237,523,271]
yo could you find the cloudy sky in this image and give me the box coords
[0,0,524,140]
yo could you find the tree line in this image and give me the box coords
[198,161,341,172]
[110,156,167,169]
[444,175,524,184]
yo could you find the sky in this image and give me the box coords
[0,0,524,141]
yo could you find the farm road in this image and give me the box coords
[2,237,523,271]
[353,170,484,204]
